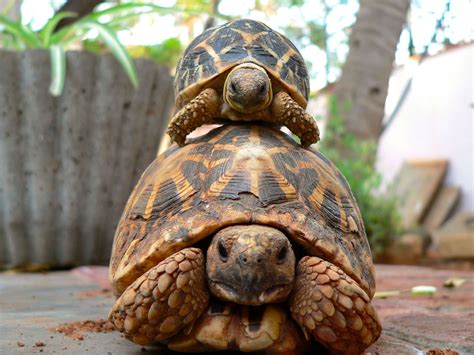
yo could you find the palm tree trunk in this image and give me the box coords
[333,0,410,141]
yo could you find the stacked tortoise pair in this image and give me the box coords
[109,19,381,354]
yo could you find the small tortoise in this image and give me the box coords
[109,124,381,354]
[167,19,320,148]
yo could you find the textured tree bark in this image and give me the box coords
[333,0,410,142]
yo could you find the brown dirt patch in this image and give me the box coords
[51,319,114,341]
[426,349,459,355]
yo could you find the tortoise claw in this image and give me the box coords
[289,256,381,354]
[167,88,220,146]
[271,91,320,148]
[109,248,209,345]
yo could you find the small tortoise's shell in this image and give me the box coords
[175,19,310,108]
[110,124,375,298]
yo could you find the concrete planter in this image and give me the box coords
[0,49,174,269]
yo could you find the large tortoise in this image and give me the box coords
[109,124,381,354]
[167,19,319,148]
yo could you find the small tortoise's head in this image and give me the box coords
[206,225,295,306]
[223,63,273,114]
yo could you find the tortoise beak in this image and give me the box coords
[208,279,293,306]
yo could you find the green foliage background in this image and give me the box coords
[318,97,401,257]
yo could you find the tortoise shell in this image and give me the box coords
[174,18,310,109]
[110,124,375,298]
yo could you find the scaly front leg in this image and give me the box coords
[271,91,320,148]
[167,88,221,146]
[289,256,381,354]
[109,248,209,345]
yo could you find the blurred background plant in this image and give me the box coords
[3,0,471,88]
[0,2,193,95]
[0,0,471,260]
[318,96,402,257]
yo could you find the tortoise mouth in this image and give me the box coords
[209,280,293,306]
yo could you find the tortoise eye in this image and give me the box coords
[218,240,228,261]
[258,82,266,94]
[277,246,287,262]
[230,81,237,93]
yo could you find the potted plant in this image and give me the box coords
[0,3,176,269]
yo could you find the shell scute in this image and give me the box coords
[216,171,251,200]
[180,160,206,191]
[257,171,289,206]
[207,26,243,54]
[320,188,342,231]
[263,34,290,58]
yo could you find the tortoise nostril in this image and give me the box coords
[243,257,247,263]
[258,82,266,94]
[257,258,262,263]
[230,81,238,93]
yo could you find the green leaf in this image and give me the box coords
[411,286,437,295]
[0,14,41,48]
[40,11,77,47]
[49,45,66,96]
[87,2,186,21]
[85,2,216,26]
[1,31,24,50]
[49,24,84,46]
[146,37,182,66]
[74,19,138,88]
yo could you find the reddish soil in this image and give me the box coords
[51,319,114,341]
[426,349,460,355]
[75,288,113,299]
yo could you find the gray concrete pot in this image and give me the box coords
[0,49,174,269]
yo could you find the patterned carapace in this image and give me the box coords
[110,124,375,299]
[174,18,309,108]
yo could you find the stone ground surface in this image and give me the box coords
[0,264,472,354]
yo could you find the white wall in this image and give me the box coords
[376,44,474,212]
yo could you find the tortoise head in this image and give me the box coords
[223,63,273,114]
[206,225,295,306]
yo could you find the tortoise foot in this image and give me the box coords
[167,88,220,146]
[271,91,320,147]
[289,256,381,354]
[109,248,209,345]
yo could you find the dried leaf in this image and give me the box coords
[443,277,466,288]
[374,290,401,298]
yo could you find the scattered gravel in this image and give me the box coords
[51,319,114,341]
